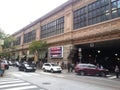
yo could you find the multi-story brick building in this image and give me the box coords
[12,0,120,70]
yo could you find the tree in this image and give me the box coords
[29,40,47,61]
[2,35,15,49]
[0,29,5,39]
[0,28,15,58]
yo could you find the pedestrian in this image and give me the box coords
[96,63,100,69]
[71,63,74,72]
[100,65,103,69]
[67,61,71,72]
[115,65,119,78]
[0,60,5,77]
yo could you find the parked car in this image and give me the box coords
[42,63,62,73]
[74,63,109,77]
[18,62,36,72]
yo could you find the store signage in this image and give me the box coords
[50,46,63,59]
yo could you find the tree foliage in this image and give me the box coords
[0,28,15,58]
[2,35,15,49]
[29,40,47,55]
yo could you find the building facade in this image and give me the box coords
[12,0,120,70]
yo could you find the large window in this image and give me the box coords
[73,0,120,30]
[13,36,21,46]
[41,17,64,39]
[23,30,36,43]
[74,7,87,29]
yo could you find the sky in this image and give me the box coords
[0,0,68,35]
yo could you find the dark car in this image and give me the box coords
[74,63,109,77]
[18,63,36,72]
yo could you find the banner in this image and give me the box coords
[50,46,63,59]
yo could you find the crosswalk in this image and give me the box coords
[0,78,43,90]
[8,72,40,77]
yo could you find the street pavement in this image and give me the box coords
[0,77,44,90]
[36,69,120,81]
[1,66,120,90]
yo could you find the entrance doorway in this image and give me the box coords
[74,39,120,71]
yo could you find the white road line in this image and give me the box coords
[11,72,39,77]
[4,85,38,90]
[18,72,32,76]
[0,82,30,88]
[12,73,23,77]
[0,78,20,82]
[29,73,39,76]
[0,77,39,90]
[0,80,24,85]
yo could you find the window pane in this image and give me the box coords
[118,1,120,8]
[112,10,118,18]
[111,0,116,2]
[112,2,117,10]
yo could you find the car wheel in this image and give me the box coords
[33,70,36,72]
[100,72,106,77]
[18,68,21,71]
[79,71,85,76]
[43,68,46,72]
[51,69,54,73]
[24,69,27,72]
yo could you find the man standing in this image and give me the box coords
[115,65,119,78]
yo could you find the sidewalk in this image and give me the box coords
[36,69,120,81]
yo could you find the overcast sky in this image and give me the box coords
[0,0,68,35]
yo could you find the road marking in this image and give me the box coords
[0,77,40,90]
[0,78,20,82]
[4,85,38,90]
[11,73,23,77]
[10,72,40,77]
[0,80,24,85]
[0,82,30,88]
[29,73,40,76]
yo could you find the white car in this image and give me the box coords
[42,63,62,73]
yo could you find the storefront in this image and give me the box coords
[72,39,120,71]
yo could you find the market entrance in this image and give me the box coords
[73,39,120,71]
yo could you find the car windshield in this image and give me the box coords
[51,64,58,66]
[88,65,97,68]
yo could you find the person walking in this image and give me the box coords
[115,65,119,78]
[0,60,5,77]
[67,61,71,72]
[70,63,74,72]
